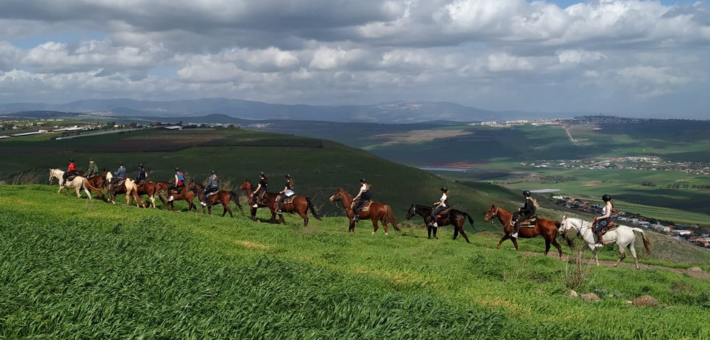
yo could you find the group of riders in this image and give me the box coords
[63,158,615,245]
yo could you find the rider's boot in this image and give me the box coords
[201,201,207,207]
[595,232,604,248]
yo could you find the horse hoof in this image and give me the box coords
[385,233,389,236]
[371,232,375,235]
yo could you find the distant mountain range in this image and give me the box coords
[0,98,577,124]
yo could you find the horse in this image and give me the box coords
[560,217,651,270]
[136,181,159,208]
[86,169,108,192]
[328,188,400,235]
[157,184,197,212]
[238,179,280,223]
[191,181,244,217]
[105,172,146,208]
[48,168,103,199]
[405,204,475,243]
[483,204,564,260]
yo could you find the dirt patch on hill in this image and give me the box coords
[372,129,472,145]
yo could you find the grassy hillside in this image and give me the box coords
[0,127,520,228]
[1,185,709,339]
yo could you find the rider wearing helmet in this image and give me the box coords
[168,167,185,202]
[429,187,449,228]
[352,179,371,222]
[86,158,99,178]
[251,172,268,208]
[511,190,536,238]
[201,170,219,207]
[64,158,78,181]
[593,194,614,248]
[135,164,147,185]
[276,174,296,214]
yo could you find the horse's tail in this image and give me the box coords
[82,178,104,199]
[306,197,322,220]
[632,228,652,255]
[229,191,244,212]
[462,211,479,231]
[385,205,401,232]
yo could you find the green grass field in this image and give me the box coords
[1,185,709,339]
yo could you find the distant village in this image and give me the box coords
[521,157,710,176]
[552,195,710,250]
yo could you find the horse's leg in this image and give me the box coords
[615,245,627,267]
[250,207,257,221]
[628,242,640,270]
[380,213,389,235]
[497,234,510,249]
[371,217,380,235]
[551,236,563,260]
[75,186,81,198]
[427,226,432,239]
[298,210,308,227]
[544,239,551,256]
[512,237,519,251]
[453,225,459,240]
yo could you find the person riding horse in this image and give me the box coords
[109,162,126,191]
[135,164,147,185]
[428,187,449,228]
[86,158,99,178]
[593,194,614,248]
[201,170,219,207]
[168,167,185,202]
[251,172,268,208]
[511,190,537,238]
[276,174,295,214]
[63,159,78,182]
[352,179,371,222]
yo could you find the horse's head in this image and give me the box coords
[239,179,252,192]
[405,204,416,220]
[329,188,345,202]
[483,204,498,222]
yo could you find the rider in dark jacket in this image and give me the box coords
[135,164,147,184]
[201,171,219,207]
[511,190,536,238]
[251,172,268,208]
[352,179,371,222]
[276,174,295,214]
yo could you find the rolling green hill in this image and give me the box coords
[1,185,709,339]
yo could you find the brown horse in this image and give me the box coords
[238,179,280,224]
[136,181,159,208]
[329,188,400,235]
[157,186,197,212]
[191,182,244,217]
[484,204,563,259]
[105,174,146,208]
[406,204,474,243]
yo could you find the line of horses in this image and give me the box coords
[48,168,652,269]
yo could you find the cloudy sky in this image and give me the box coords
[1,0,709,118]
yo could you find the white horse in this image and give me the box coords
[105,172,145,208]
[48,168,101,199]
[560,217,651,270]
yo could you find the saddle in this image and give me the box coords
[510,216,537,228]
[435,208,451,219]
[598,222,616,236]
[352,200,372,212]
[206,190,219,198]
[277,194,297,205]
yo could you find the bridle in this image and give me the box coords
[484,206,503,229]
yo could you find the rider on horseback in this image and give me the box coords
[251,172,268,208]
[109,162,126,188]
[168,167,185,202]
[428,187,449,228]
[63,159,78,182]
[511,190,536,238]
[593,194,614,248]
[86,158,99,178]
[135,164,147,185]
[352,179,371,222]
[276,174,295,214]
[201,170,218,207]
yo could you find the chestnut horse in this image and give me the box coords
[105,172,146,208]
[484,204,563,259]
[329,188,400,235]
[406,204,475,243]
[135,181,159,208]
[238,179,280,224]
[157,186,197,212]
[191,181,244,217]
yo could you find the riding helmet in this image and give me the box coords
[139,163,144,168]
[69,159,74,162]
[260,171,265,176]
[441,187,448,192]
[89,158,93,161]
[211,170,216,174]
[285,174,290,178]
[175,167,180,171]
[602,194,612,202]
[119,162,123,166]
[523,190,531,197]
[360,178,366,183]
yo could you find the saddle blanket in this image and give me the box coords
[353,200,372,212]
[510,216,537,228]
[277,194,298,205]
[435,208,451,219]
[600,223,617,236]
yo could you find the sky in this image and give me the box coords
[0,0,709,118]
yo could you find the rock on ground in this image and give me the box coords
[581,293,600,302]
[632,295,659,307]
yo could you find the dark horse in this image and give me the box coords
[191,181,244,217]
[156,181,197,212]
[329,188,400,235]
[238,179,321,226]
[484,204,563,260]
[406,204,475,243]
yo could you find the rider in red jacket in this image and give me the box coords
[63,159,78,181]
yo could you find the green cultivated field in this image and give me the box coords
[1,185,709,339]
